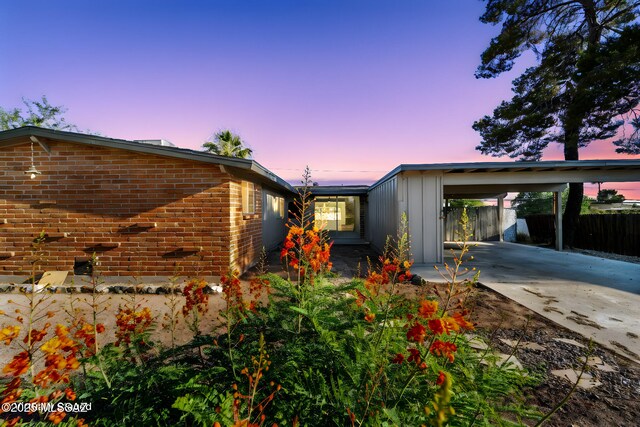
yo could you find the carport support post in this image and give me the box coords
[497,196,504,242]
[554,191,563,251]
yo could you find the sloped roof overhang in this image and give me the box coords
[0,126,296,195]
[370,160,640,198]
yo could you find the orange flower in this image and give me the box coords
[77,419,88,427]
[5,417,20,427]
[452,311,474,331]
[43,337,65,355]
[0,326,21,345]
[248,277,270,311]
[115,306,154,346]
[3,351,30,376]
[354,289,367,307]
[364,312,376,323]
[24,324,50,344]
[48,411,66,425]
[441,316,460,334]
[407,323,427,343]
[1,378,22,405]
[65,387,76,401]
[183,278,210,316]
[220,272,244,312]
[66,356,80,370]
[430,340,457,363]
[417,300,438,319]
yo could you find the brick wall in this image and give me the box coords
[228,180,263,273]
[0,139,264,277]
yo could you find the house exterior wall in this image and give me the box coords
[228,179,263,273]
[0,140,265,277]
[397,172,444,264]
[367,176,398,253]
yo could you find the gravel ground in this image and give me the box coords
[461,285,640,427]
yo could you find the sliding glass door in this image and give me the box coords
[314,196,360,238]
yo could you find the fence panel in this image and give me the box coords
[525,214,640,256]
[445,207,500,241]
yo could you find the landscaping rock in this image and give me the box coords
[551,369,602,389]
[499,338,546,351]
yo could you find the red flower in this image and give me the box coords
[427,318,445,335]
[407,348,421,365]
[436,370,446,385]
[391,353,405,364]
[406,323,427,343]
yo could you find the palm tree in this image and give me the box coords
[202,130,252,159]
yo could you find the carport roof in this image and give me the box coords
[0,126,296,194]
[370,159,640,194]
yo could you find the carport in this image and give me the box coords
[367,160,640,264]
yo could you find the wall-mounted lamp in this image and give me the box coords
[25,139,41,179]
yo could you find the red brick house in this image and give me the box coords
[0,127,294,277]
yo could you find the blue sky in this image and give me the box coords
[1,0,637,196]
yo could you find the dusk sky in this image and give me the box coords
[1,0,638,199]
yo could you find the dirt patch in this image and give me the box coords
[462,285,640,427]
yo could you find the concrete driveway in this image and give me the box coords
[413,242,640,364]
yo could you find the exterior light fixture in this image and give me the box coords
[25,139,41,179]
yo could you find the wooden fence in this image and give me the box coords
[445,207,500,241]
[525,214,640,256]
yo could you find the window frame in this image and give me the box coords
[242,181,256,215]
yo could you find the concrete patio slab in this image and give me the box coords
[413,242,640,364]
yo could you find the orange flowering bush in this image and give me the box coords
[115,305,153,348]
[0,234,85,425]
[280,168,333,288]
[182,278,210,336]
[220,272,243,313]
[280,225,333,283]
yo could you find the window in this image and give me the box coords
[278,197,285,219]
[242,181,255,214]
[265,193,285,219]
[314,196,357,232]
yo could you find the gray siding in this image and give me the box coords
[367,176,398,253]
[398,172,444,264]
[262,190,288,251]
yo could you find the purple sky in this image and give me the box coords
[1,0,638,198]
